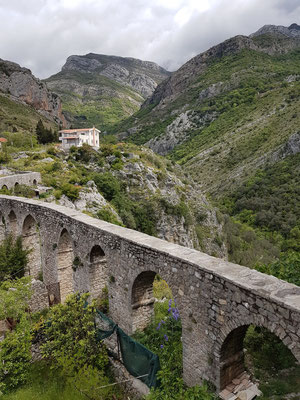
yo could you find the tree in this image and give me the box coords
[0,234,29,280]
[0,278,33,394]
[40,293,115,399]
[36,119,57,144]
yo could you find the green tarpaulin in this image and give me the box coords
[95,310,160,388]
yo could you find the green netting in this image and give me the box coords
[95,310,160,388]
[95,309,117,340]
[117,326,160,388]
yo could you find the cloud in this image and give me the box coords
[0,0,298,78]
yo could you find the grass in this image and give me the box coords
[0,94,57,133]
[2,362,86,400]
[45,70,143,130]
[258,366,300,399]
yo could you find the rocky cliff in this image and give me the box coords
[0,58,67,127]
[45,53,170,130]
[61,53,171,98]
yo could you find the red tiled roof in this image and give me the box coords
[59,127,100,133]
[59,128,91,133]
[0,138,7,142]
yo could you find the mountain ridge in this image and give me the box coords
[0,58,67,130]
[45,53,171,130]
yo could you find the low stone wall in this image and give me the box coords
[0,172,41,190]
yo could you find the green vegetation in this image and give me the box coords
[0,93,57,134]
[244,326,300,399]
[36,119,58,144]
[0,235,29,280]
[45,70,143,130]
[0,278,32,394]
[1,362,87,400]
[0,291,121,399]
[134,279,216,400]
[222,153,300,250]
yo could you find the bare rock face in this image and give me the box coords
[0,58,67,126]
[61,53,171,98]
[146,110,218,155]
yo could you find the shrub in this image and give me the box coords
[60,183,80,201]
[41,293,108,372]
[0,235,29,280]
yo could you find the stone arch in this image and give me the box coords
[14,182,20,193]
[33,179,37,186]
[219,321,299,391]
[1,185,8,191]
[131,271,157,332]
[89,245,107,299]
[8,210,17,236]
[22,215,42,279]
[57,228,74,303]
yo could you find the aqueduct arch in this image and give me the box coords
[219,323,298,390]
[57,229,74,303]
[131,271,157,332]
[8,210,17,236]
[14,182,20,193]
[89,245,107,299]
[22,215,42,279]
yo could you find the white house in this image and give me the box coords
[59,127,100,150]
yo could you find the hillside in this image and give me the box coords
[0,142,226,259]
[117,25,300,194]
[45,53,170,130]
[113,24,300,267]
[0,58,66,132]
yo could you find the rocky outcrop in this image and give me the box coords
[46,180,121,221]
[61,53,171,98]
[270,132,300,163]
[146,110,218,155]
[45,53,170,128]
[0,58,67,126]
[250,23,300,39]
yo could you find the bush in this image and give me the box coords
[60,183,80,201]
[14,184,36,198]
[40,293,108,372]
[0,318,32,393]
[96,207,122,226]
[93,172,122,202]
[0,235,29,280]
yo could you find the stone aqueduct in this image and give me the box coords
[1,195,300,392]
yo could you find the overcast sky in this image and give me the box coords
[0,0,299,78]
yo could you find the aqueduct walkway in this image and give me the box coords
[0,195,299,392]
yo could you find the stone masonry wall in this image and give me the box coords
[0,172,41,190]
[0,195,299,393]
